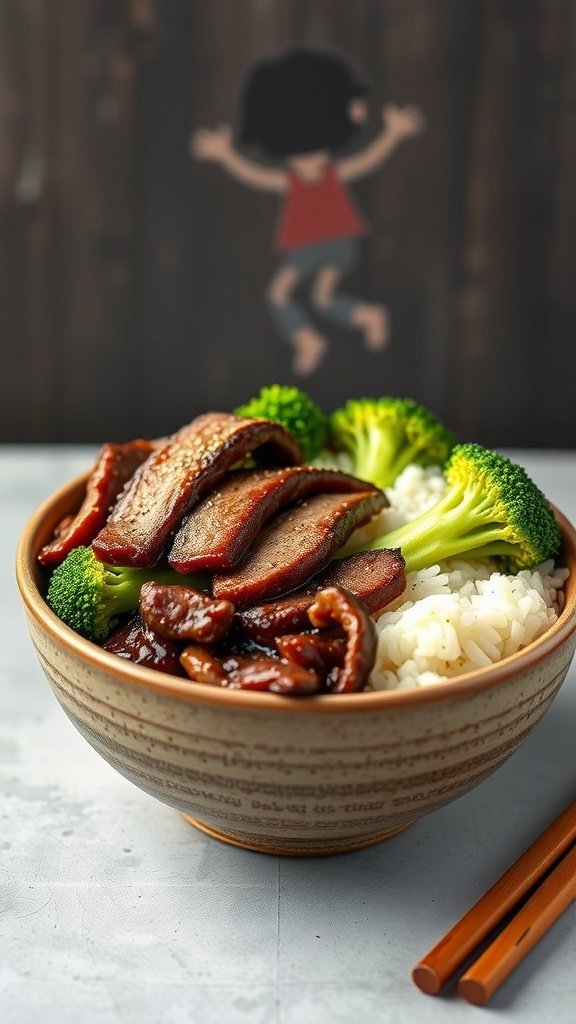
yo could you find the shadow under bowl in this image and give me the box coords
[16,472,576,856]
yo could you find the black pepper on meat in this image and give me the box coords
[212,490,388,605]
[91,413,302,568]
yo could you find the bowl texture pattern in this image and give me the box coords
[17,474,576,856]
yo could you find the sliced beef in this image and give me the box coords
[180,645,321,695]
[169,466,381,573]
[211,490,387,605]
[38,439,154,568]
[92,413,302,568]
[276,633,347,678]
[139,582,234,644]
[307,586,377,693]
[103,613,187,676]
[237,548,406,643]
[179,645,228,685]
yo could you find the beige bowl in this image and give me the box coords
[16,471,576,856]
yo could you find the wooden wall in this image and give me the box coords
[1,0,575,447]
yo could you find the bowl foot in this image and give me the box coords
[181,813,412,856]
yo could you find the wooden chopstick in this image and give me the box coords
[457,840,576,1004]
[412,799,576,997]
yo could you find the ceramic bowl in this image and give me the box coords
[16,471,576,856]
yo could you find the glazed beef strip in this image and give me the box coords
[38,439,154,568]
[92,413,302,568]
[237,548,406,643]
[169,466,381,573]
[211,490,387,605]
[307,586,378,693]
[180,645,321,695]
[139,582,234,644]
[276,633,347,678]
[103,613,187,676]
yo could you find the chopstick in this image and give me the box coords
[412,800,576,1002]
[457,841,576,1004]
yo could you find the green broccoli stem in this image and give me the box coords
[346,430,431,489]
[101,565,207,623]
[378,443,425,489]
[353,483,520,573]
[351,426,399,487]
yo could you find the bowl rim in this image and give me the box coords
[16,469,576,715]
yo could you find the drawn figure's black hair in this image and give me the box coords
[237,46,369,158]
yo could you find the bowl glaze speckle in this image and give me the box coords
[16,471,576,856]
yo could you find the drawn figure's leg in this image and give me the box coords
[350,303,390,351]
[267,264,327,376]
[311,240,390,351]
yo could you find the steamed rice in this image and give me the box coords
[361,465,569,691]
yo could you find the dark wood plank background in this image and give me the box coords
[1,0,575,447]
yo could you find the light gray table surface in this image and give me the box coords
[2,445,576,1024]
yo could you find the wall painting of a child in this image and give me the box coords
[192,46,423,377]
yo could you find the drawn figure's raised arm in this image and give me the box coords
[338,104,423,183]
[191,124,287,192]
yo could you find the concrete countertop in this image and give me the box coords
[2,446,576,1024]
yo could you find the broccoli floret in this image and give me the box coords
[47,545,206,644]
[235,384,328,462]
[352,443,561,573]
[329,396,456,488]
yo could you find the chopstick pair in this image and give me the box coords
[412,799,576,1005]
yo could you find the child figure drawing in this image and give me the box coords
[192,46,423,376]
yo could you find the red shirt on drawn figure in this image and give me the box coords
[275,165,367,251]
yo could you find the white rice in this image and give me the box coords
[361,465,569,691]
